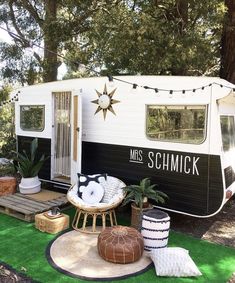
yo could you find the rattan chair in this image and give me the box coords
[67,176,126,233]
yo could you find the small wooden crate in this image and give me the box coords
[35,212,69,234]
[0,177,17,196]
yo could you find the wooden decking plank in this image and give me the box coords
[0,197,47,212]
[0,209,32,222]
[46,198,68,206]
[9,194,51,209]
[0,208,34,222]
[0,197,35,212]
[0,200,34,214]
[0,195,53,213]
[19,194,67,206]
[0,198,40,213]
[14,193,54,207]
[0,193,69,222]
[10,193,50,207]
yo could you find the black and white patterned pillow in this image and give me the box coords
[77,173,107,198]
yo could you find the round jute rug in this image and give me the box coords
[46,229,152,281]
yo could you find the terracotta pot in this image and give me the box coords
[19,176,41,194]
[131,203,153,230]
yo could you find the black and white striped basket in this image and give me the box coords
[141,209,170,251]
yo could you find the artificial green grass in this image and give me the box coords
[0,209,235,283]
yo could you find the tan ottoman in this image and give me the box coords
[97,225,144,264]
[35,212,69,234]
[0,177,17,196]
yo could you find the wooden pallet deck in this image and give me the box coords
[0,193,69,222]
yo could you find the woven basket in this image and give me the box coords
[141,209,170,251]
[35,213,69,234]
[131,203,153,230]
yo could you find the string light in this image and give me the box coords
[107,75,235,95]
[0,91,20,108]
[107,75,114,87]
[132,83,138,89]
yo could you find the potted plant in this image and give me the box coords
[14,138,48,194]
[122,178,168,230]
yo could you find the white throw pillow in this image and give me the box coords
[81,182,104,204]
[100,177,122,203]
[150,247,202,277]
[77,173,107,197]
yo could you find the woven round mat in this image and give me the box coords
[46,229,152,281]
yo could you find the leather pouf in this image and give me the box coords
[97,225,144,264]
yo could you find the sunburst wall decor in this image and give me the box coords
[91,84,120,119]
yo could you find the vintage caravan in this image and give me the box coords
[13,76,235,217]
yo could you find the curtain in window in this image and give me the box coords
[54,92,71,178]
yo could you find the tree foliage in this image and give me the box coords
[0,85,16,159]
[0,0,235,83]
[65,0,226,77]
[0,0,112,84]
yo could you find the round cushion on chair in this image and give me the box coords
[81,182,104,204]
[97,226,144,263]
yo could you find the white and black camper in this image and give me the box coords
[13,76,235,217]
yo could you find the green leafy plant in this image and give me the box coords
[122,177,168,212]
[14,138,48,178]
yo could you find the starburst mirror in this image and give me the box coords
[92,84,120,119]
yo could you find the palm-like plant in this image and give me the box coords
[14,138,47,178]
[122,177,168,212]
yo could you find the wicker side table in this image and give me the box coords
[35,212,69,234]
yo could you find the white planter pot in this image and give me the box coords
[19,176,41,194]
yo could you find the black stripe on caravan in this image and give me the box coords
[82,141,224,216]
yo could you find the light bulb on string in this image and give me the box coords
[154,88,160,97]
[107,75,115,88]
[130,83,138,94]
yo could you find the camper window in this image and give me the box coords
[220,115,235,152]
[20,105,45,131]
[146,105,206,144]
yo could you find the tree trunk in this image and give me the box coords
[220,0,235,83]
[43,0,58,82]
[170,0,188,75]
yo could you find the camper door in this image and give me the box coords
[52,91,71,183]
[52,91,82,185]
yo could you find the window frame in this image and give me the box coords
[220,114,235,152]
[145,104,208,145]
[20,105,45,132]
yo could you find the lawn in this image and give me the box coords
[0,209,235,283]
